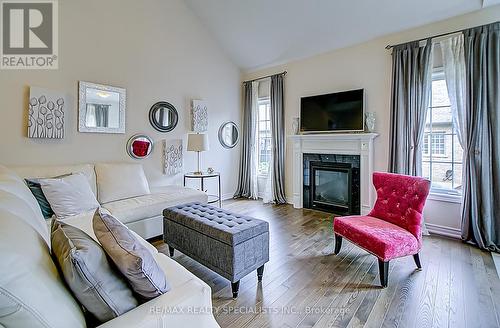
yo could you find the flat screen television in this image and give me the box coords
[300,89,365,133]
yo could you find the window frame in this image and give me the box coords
[257,97,272,177]
[422,69,463,198]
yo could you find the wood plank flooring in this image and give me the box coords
[153,199,500,328]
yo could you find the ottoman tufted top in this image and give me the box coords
[163,202,269,246]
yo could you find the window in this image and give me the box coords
[423,132,445,156]
[421,70,463,194]
[257,98,271,175]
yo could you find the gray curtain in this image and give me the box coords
[269,74,287,204]
[461,22,500,252]
[234,82,256,198]
[389,40,433,175]
[95,104,109,127]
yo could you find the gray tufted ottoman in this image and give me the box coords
[163,202,269,298]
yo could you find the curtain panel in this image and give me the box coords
[439,34,467,149]
[269,74,287,204]
[461,22,500,252]
[234,82,258,199]
[388,40,433,176]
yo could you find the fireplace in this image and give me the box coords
[303,154,360,215]
[290,133,377,214]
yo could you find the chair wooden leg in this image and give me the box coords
[334,234,343,255]
[378,259,389,288]
[413,253,422,269]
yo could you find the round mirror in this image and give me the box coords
[127,134,154,159]
[149,101,178,132]
[218,121,239,148]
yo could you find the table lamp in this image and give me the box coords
[187,133,209,175]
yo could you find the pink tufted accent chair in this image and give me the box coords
[333,172,431,287]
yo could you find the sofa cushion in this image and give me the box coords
[93,209,170,300]
[0,165,48,246]
[51,220,138,322]
[95,163,151,204]
[103,185,207,224]
[39,173,100,220]
[0,211,85,328]
[334,215,419,262]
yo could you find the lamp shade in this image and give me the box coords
[187,133,209,152]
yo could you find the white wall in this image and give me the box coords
[0,0,241,199]
[242,6,500,235]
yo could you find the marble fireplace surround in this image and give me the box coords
[289,133,379,214]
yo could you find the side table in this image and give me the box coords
[184,172,221,207]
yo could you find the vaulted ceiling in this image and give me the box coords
[185,0,500,70]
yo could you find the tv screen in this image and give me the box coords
[300,89,364,132]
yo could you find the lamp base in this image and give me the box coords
[194,151,203,175]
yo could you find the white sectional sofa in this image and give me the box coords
[10,163,208,239]
[0,164,219,327]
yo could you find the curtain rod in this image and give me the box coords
[385,21,499,50]
[242,71,287,84]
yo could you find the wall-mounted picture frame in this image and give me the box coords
[191,100,208,132]
[28,87,67,139]
[78,81,126,134]
[163,139,183,175]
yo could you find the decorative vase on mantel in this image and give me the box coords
[365,112,375,132]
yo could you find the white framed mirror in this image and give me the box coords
[78,81,126,133]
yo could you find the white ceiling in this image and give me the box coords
[185,0,499,70]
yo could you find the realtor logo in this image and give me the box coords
[1,0,58,69]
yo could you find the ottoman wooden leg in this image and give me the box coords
[231,281,240,298]
[168,246,175,257]
[257,265,265,281]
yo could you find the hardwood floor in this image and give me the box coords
[154,199,500,328]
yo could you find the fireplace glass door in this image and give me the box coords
[310,162,352,214]
[313,169,349,208]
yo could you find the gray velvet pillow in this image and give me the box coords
[93,208,170,300]
[51,220,138,322]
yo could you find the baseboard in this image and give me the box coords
[222,192,234,201]
[229,196,463,240]
[425,223,461,239]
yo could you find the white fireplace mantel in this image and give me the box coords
[288,133,378,214]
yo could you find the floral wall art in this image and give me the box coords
[163,139,183,175]
[28,87,66,139]
[191,100,208,132]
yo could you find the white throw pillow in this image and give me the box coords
[95,163,151,204]
[39,173,100,220]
